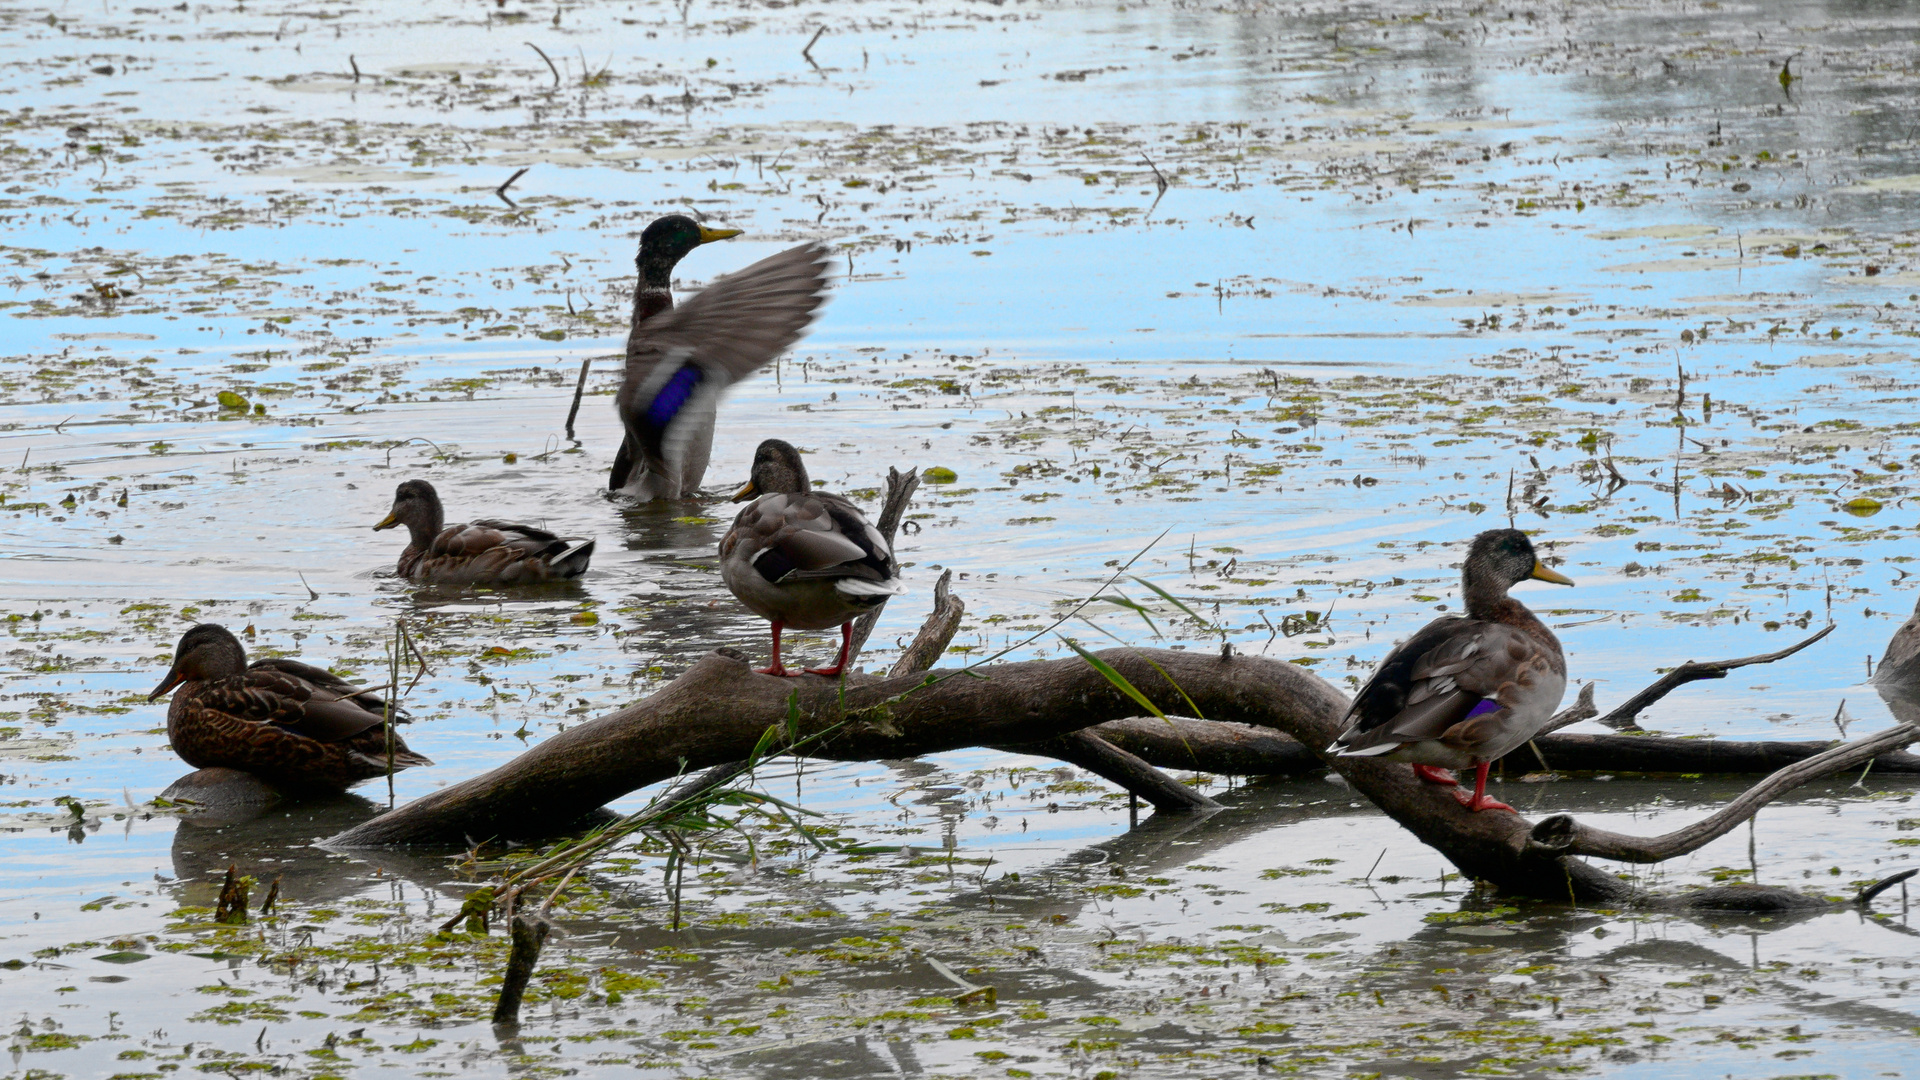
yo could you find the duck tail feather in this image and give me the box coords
[834,577,906,598]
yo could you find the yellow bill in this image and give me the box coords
[698,226,743,244]
[1530,560,1574,586]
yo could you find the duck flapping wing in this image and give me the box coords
[1331,617,1564,760]
[614,243,834,495]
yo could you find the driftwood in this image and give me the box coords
[1000,729,1220,813]
[1089,712,1920,778]
[326,523,1918,907]
[1575,625,1833,732]
[492,914,550,1026]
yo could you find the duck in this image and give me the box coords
[373,478,595,585]
[611,217,833,499]
[149,623,431,792]
[1328,528,1573,812]
[719,439,904,676]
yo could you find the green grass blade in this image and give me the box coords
[1058,634,1166,719]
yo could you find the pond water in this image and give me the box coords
[6,0,1920,1075]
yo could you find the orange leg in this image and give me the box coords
[806,622,853,677]
[1452,761,1514,813]
[757,621,792,677]
[1411,764,1458,786]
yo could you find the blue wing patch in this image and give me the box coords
[645,364,705,429]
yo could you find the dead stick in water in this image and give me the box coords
[802,26,825,67]
[564,357,592,440]
[525,42,560,87]
[496,166,531,209]
[492,915,551,1025]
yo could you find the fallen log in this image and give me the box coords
[1086,715,1920,778]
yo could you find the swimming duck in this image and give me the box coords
[373,478,595,585]
[150,623,431,792]
[719,439,904,676]
[1328,528,1572,812]
[611,219,833,499]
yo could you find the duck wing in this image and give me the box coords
[614,243,834,495]
[1331,618,1561,757]
[206,663,394,743]
[731,492,895,586]
[420,520,594,581]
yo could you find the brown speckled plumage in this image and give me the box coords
[151,623,430,792]
[374,478,594,586]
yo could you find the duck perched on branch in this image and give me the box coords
[611,216,833,499]
[720,439,904,676]
[1329,528,1572,812]
[150,623,430,791]
[374,479,595,585]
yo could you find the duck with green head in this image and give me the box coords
[611,215,834,499]
[1329,528,1573,812]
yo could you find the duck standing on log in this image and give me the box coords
[149,623,431,791]
[1329,528,1572,812]
[610,216,834,499]
[374,478,595,585]
[720,439,904,676]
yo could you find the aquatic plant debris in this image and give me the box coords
[6,0,1920,1075]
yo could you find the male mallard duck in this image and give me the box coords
[373,478,594,585]
[611,217,832,499]
[1329,528,1573,812]
[719,439,904,676]
[150,623,431,791]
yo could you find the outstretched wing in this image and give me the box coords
[615,243,834,493]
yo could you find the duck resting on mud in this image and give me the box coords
[719,439,904,677]
[150,623,431,792]
[610,216,834,499]
[1329,528,1572,812]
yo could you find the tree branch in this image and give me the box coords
[847,465,920,664]
[1000,729,1220,813]
[889,569,962,678]
[1527,720,1919,863]
[1588,624,1833,731]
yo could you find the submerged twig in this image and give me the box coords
[491,914,550,1025]
[496,166,531,209]
[563,356,591,441]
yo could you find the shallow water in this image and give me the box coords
[7,0,1920,1075]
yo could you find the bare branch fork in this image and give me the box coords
[1557,624,1834,734]
[1529,719,1920,863]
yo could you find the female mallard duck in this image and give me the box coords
[719,439,904,676]
[611,217,833,499]
[374,478,594,585]
[149,623,431,791]
[1329,528,1573,812]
